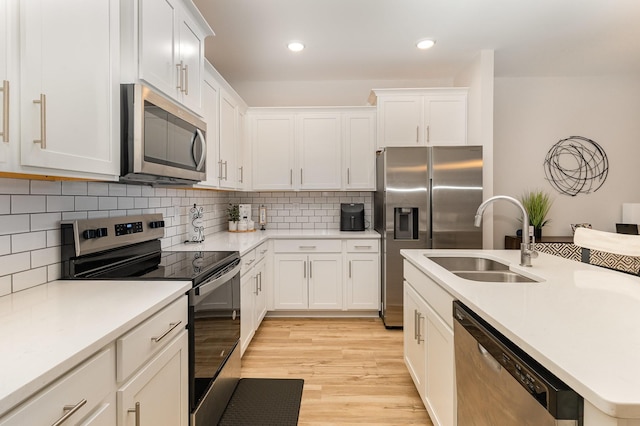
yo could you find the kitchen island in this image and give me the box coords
[402,249,640,425]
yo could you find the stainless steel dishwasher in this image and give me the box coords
[453,301,583,425]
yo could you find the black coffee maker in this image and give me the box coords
[340,203,365,231]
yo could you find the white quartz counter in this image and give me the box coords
[401,249,640,419]
[0,279,191,416]
[169,229,380,255]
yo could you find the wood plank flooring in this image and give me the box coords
[240,317,433,425]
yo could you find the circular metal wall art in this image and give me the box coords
[543,136,608,196]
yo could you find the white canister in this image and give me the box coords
[238,220,248,231]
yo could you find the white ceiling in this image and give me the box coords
[194,0,640,86]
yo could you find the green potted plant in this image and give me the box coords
[227,203,240,231]
[520,190,553,239]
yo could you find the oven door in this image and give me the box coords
[189,261,241,425]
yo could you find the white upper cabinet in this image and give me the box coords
[219,89,238,189]
[372,88,468,148]
[125,0,213,115]
[297,113,342,190]
[250,113,295,190]
[0,0,16,169]
[343,111,376,190]
[197,61,219,188]
[19,0,120,178]
[249,107,376,191]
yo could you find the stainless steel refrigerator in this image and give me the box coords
[374,146,483,328]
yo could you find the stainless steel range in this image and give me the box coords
[61,213,241,425]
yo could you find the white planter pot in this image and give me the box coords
[229,221,238,231]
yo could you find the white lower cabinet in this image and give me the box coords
[403,260,455,426]
[0,346,116,426]
[345,240,380,310]
[240,243,270,355]
[117,330,189,426]
[0,295,189,426]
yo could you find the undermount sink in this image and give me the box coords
[452,270,537,283]
[425,255,539,283]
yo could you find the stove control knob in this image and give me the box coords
[149,220,165,229]
[83,228,108,239]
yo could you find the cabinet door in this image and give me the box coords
[139,0,178,99]
[237,108,247,189]
[0,0,15,169]
[424,303,455,426]
[377,96,423,148]
[346,253,379,310]
[219,90,238,189]
[20,0,119,177]
[344,112,376,190]
[308,254,343,310]
[198,68,219,188]
[118,331,188,426]
[177,18,203,113]
[251,114,295,190]
[240,270,256,356]
[403,282,426,400]
[424,94,467,146]
[297,114,342,189]
[254,258,268,327]
[273,254,308,309]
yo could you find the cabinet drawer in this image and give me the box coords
[0,346,114,426]
[273,239,341,253]
[255,242,269,262]
[346,239,379,252]
[241,249,257,276]
[404,260,455,328]
[116,296,188,382]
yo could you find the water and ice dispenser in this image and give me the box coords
[394,207,419,239]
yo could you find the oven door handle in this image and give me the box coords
[192,261,241,303]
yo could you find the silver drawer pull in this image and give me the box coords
[299,245,316,249]
[354,245,372,249]
[51,399,87,426]
[260,249,267,255]
[151,321,182,343]
[128,402,141,426]
[246,258,255,265]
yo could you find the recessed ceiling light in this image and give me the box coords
[287,41,305,52]
[416,39,436,50]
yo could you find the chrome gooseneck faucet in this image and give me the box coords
[474,195,538,267]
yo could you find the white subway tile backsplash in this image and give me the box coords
[134,198,149,209]
[126,185,142,197]
[62,181,88,195]
[11,195,46,214]
[88,210,110,219]
[0,236,9,255]
[12,267,47,292]
[0,252,30,275]
[47,262,62,282]
[62,211,88,220]
[98,197,118,210]
[0,195,9,214]
[0,178,29,194]
[46,229,61,247]
[108,183,127,196]
[12,231,47,253]
[117,197,134,210]
[87,182,110,196]
[31,246,61,268]
[47,196,75,212]
[75,196,99,211]
[1,214,30,235]
[0,275,10,296]
[31,212,62,231]
[30,181,62,195]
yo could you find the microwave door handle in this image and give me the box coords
[192,128,206,171]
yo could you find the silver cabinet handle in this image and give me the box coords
[349,260,352,278]
[414,309,418,340]
[33,94,47,149]
[193,128,206,171]
[151,321,182,343]
[290,169,293,185]
[354,245,372,249]
[416,126,419,143]
[176,62,183,90]
[0,80,9,142]
[224,161,228,180]
[426,125,430,144]
[51,399,87,426]
[300,168,303,185]
[255,274,259,295]
[259,249,268,255]
[239,166,243,183]
[218,160,224,180]
[299,245,316,249]
[309,261,312,278]
[347,167,350,184]
[258,271,262,292]
[183,63,189,95]
[416,312,424,344]
[246,258,255,265]
[303,260,306,278]
[128,402,141,426]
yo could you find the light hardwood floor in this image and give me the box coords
[240,317,433,425]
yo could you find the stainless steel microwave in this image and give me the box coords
[120,84,207,185]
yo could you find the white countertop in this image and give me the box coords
[401,249,640,418]
[170,229,380,255]
[0,279,191,416]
